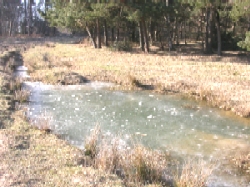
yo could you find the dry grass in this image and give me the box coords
[1,37,248,186]
[83,126,214,187]
[14,89,30,103]
[84,124,101,159]
[6,77,22,91]
[0,110,124,187]
[122,144,168,185]
[175,159,214,187]
[232,151,250,174]
[22,42,250,117]
[30,112,53,133]
[94,136,121,173]
[0,40,126,187]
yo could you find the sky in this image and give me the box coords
[21,0,43,5]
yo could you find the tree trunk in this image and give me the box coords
[0,0,2,36]
[232,22,236,35]
[138,21,144,51]
[131,24,136,42]
[24,0,27,34]
[176,19,179,45]
[164,15,172,51]
[103,20,108,46]
[9,21,13,36]
[149,18,153,45]
[116,27,119,42]
[159,25,164,50]
[205,7,213,54]
[154,30,157,42]
[28,0,32,36]
[96,18,101,48]
[215,9,221,56]
[142,18,149,53]
[86,25,97,48]
[173,17,177,43]
[184,19,187,45]
[111,27,115,42]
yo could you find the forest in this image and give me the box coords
[1,0,250,55]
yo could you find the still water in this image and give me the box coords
[23,81,250,187]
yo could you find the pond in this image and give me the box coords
[23,81,250,187]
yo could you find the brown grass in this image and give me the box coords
[232,151,250,174]
[0,40,126,187]
[175,159,214,187]
[0,110,124,187]
[14,89,30,103]
[84,124,101,159]
[22,42,250,118]
[83,126,214,187]
[1,37,248,186]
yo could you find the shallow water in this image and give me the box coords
[23,81,250,187]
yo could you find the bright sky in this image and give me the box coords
[21,0,41,5]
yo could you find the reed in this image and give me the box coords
[83,125,213,186]
[14,89,30,103]
[175,159,214,187]
[84,124,101,159]
[94,136,121,173]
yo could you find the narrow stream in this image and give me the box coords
[22,81,250,187]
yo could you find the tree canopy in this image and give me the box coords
[38,0,250,54]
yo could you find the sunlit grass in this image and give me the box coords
[22,42,250,117]
[83,125,214,187]
[175,159,214,187]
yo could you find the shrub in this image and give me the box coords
[220,31,242,51]
[238,31,250,51]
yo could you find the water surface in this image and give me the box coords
[23,82,250,187]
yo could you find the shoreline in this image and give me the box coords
[0,37,250,186]
[23,42,250,118]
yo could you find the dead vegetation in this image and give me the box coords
[83,125,214,187]
[0,37,249,186]
[21,40,250,118]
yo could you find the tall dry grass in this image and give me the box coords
[29,112,54,133]
[14,89,30,103]
[84,124,101,159]
[175,159,214,187]
[232,151,250,174]
[83,125,214,187]
[22,43,250,117]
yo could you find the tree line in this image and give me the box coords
[0,0,56,37]
[2,0,250,55]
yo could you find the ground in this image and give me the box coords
[0,35,249,186]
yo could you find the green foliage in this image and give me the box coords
[230,0,250,21]
[238,32,250,51]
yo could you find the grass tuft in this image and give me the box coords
[84,125,101,159]
[175,159,214,187]
[83,125,214,186]
[14,89,30,103]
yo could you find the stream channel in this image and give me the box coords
[22,81,250,187]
